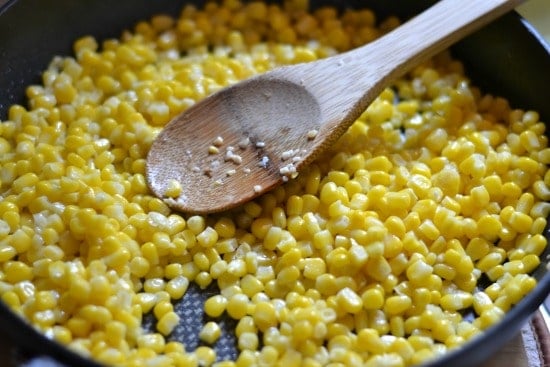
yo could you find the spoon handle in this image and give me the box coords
[281,0,526,134]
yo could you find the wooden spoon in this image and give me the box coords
[146,0,524,214]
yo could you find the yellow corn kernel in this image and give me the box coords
[476,214,502,241]
[193,346,217,366]
[238,332,259,351]
[433,263,456,281]
[360,287,384,310]
[252,301,277,331]
[477,251,505,272]
[521,254,540,273]
[469,185,490,208]
[336,287,363,314]
[0,245,17,262]
[4,261,33,283]
[227,294,250,320]
[431,318,455,343]
[465,238,491,261]
[197,227,219,247]
[477,307,506,329]
[417,219,439,241]
[507,211,533,233]
[163,179,182,198]
[406,259,433,283]
[384,295,412,316]
[440,291,473,311]
[204,295,228,318]
[199,321,222,344]
[157,311,180,336]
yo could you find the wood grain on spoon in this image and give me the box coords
[146,0,525,214]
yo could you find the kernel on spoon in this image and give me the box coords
[146,0,524,214]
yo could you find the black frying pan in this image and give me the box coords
[0,1,549,366]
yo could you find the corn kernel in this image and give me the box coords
[199,321,222,344]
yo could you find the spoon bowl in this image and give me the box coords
[147,0,525,213]
[147,77,322,213]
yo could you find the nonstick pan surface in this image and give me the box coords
[1,1,550,366]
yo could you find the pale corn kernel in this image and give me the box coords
[195,346,217,366]
[406,259,433,283]
[302,257,327,280]
[336,287,363,314]
[197,227,219,247]
[164,179,182,198]
[238,332,259,351]
[199,321,222,344]
[187,215,206,234]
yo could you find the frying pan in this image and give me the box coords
[0,0,550,366]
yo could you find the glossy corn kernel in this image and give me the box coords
[200,321,222,344]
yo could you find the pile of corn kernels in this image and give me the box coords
[0,1,549,366]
